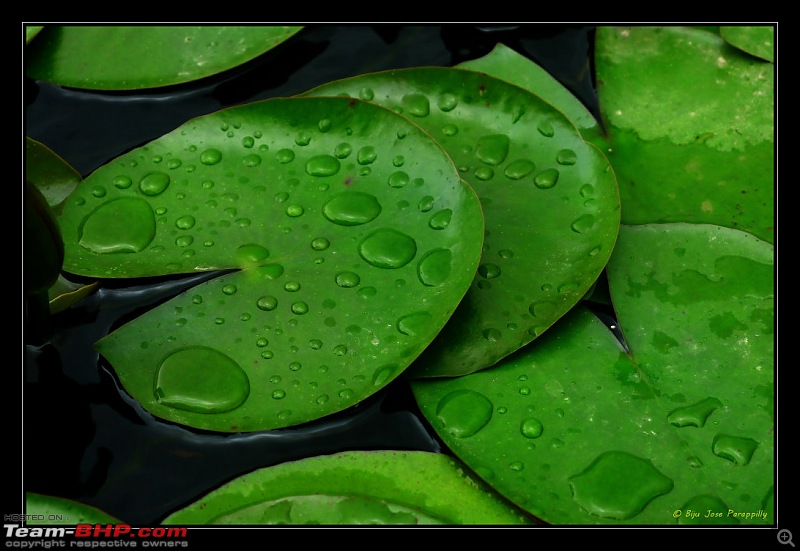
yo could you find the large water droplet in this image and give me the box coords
[323,192,382,226]
[417,248,452,287]
[357,146,377,165]
[668,397,722,428]
[200,148,222,165]
[478,263,501,279]
[504,159,536,180]
[676,495,737,525]
[571,214,596,234]
[335,271,361,288]
[534,168,560,189]
[276,149,295,164]
[256,295,278,311]
[306,155,341,177]
[556,149,577,165]
[428,209,453,230]
[154,347,250,414]
[401,92,430,117]
[387,171,409,188]
[569,451,674,520]
[520,417,544,439]
[236,243,270,266]
[359,229,417,269]
[438,93,458,112]
[79,198,156,254]
[475,134,510,166]
[334,142,353,159]
[435,389,493,438]
[712,434,758,465]
[397,311,433,336]
[138,171,170,196]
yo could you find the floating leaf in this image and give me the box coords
[58,96,484,432]
[595,26,774,243]
[25,26,304,90]
[306,67,620,377]
[26,493,122,524]
[720,25,775,62]
[162,451,534,525]
[412,223,773,524]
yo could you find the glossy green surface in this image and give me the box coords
[162,451,535,525]
[58,96,484,432]
[412,223,773,524]
[26,492,122,525]
[307,67,620,377]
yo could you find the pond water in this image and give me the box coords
[23,24,600,525]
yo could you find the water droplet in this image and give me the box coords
[176,235,193,247]
[334,142,353,159]
[388,171,409,188]
[428,209,453,230]
[359,228,417,269]
[529,300,558,318]
[154,347,249,414]
[417,248,452,287]
[286,204,304,217]
[668,397,723,428]
[318,118,332,132]
[482,328,501,342]
[200,148,222,165]
[256,263,284,280]
[509,462,525,472]
[677,495,737,525]
[256,295,278,311]
[335,271,361,288]
[323,191,382,226]
[478,263,501,279]
[401,92,430,117]
[537,121,555,137]
[175,215,196,230]
[498,249,514,259]
[556,149,577,165]
[276,149,295,164]
[316,394,329,405]
[397,312,433,336]
[261,350,274,359]
[306,155,341,177]
[438,93,458,112]
[569,451,674,520]
[358,87,374,101]
[241,136,255,148]
[372,364,397,387]
[256,338,269,348]
[418,196,435,212]
[475,134,510,166]
[91,186,107,198]
[284,281,300,292]
[272,389,286,400]
[357,146,377,165]
[571,214,596,233]
[138,171,171,197]
[521,417,544,439]
[338,388,355,400]
[79,198,156,254]
[442,123,459,136]
[295,132,311,146]
[501,160,534,181]
[534,168,560,189]
[291,302,309,315]
[435,389,494,438]
[357,287,377,299]
[712,434,758,465]
[475,166,494,180]
[242,153,261,167]
[113,175,132,189]
[222,284,237,295]
[236,243,270,266]
[333,344,348,356]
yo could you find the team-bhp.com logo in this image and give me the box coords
[5,523,188,547]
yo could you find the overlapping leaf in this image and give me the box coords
[25,26,304,90]
[57,96,484,432]
[412,223,774,524]
[162,451,535,525]
[306,67,620,377]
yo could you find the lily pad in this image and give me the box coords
[595,26,774,243]
[411,223,773,524]
[161,450,534,525]
[58,96,484,432]
[306,67,620,377]
[25,26,304,90]
[720,25,775,62]
[26,492,122,524]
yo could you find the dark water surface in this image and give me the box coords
[23,24,599,525]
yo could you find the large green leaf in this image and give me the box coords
[720,25,775,62]
[306,67,620,378]
[412,223,773,524]
[25,26,304,90]
[162,451,534,525]
[26,493,122,525]
[58,96,484,432]
[595,26,774,244]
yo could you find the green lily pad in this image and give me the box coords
[306,67,620,377]
[458,43,605,146]
[161,450,534,525]
[25,25,304,90]
[26,137,82,214]
[58,96,484,432]
[26,492,122,524]
[412,223,773,524]
[595,26,774,244]
[721,25,775,62]
[25,25,44,44]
